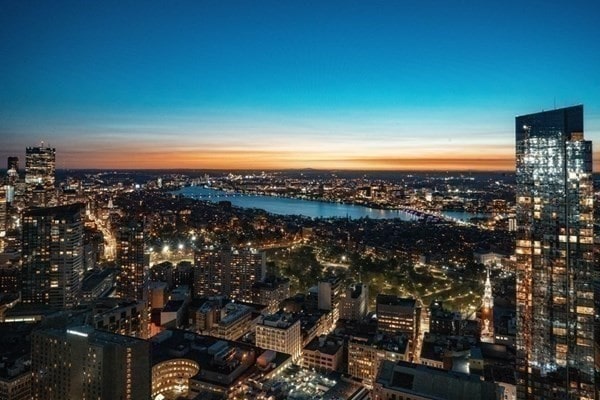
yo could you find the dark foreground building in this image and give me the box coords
[31,326,151,400]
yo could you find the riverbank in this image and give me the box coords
[173,185,486,224]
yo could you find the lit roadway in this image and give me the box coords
[92,215,116,261]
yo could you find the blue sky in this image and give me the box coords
[1,0,599,169]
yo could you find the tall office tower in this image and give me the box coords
[116,219,148,302]
[515,105,595,399]
[21,203,84,309]
[25,144,56,207]
[31,326,151,400]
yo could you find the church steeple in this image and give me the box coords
[480,267,494,343]
[483,267,493,310]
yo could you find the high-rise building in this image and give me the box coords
[229,248,265,302]
[193,246,265,301]
[21,203,84,309]
[193,246,226,298]
[25,144,56,207]
[515,105,595,399]
[31,326,151,400]
[116,219,148,302]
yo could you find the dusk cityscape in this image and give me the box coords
[0,1,599,400]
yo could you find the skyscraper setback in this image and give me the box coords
[515,105,595,399]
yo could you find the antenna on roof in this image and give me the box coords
[554,97,556,109]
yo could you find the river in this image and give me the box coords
[174,186,486,222]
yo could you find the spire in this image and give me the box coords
[483,267,493,309]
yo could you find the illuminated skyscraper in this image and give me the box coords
[116,219,148,302]
[21,203,85,309]
[515,105,595,399]
[25,144,56,207]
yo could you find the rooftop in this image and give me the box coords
[23,203,84,218]
[377,360,497,400]
[376,294,416,308]
[304,336,343,355]
[81,268,116,292]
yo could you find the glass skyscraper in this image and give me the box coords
[515,105,595,399]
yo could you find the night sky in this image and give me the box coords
[1,0,599,170]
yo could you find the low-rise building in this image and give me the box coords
[255,312,302,361]
[347,334,410,388]
[80,268,116,302]
[251,277,290,313]
[215,303,252,341]
[302,335,343,372]
[151,329,260,399]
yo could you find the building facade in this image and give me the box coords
[21,204,84,309]
[31,327,151,400]
[340,282,369,321]
[116,218,148,302]
[255,313,302,360]
[194,246,265,302]
[515,105,595,399]
[376,294,420,340]
[347,335,410,388]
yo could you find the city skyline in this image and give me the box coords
[2,1,600,170]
